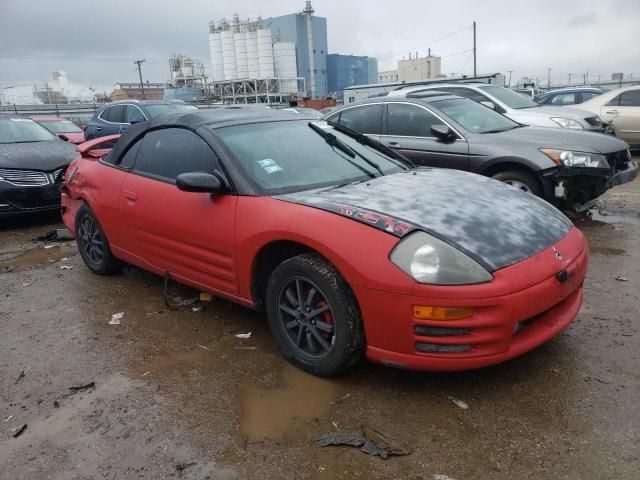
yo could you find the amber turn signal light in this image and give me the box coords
[413,306,473,321]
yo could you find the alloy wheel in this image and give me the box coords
[78,215,104,266]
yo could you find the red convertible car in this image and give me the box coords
[61,109,588,376]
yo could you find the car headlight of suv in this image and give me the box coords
[550,117,584,129]
[390,231,493,285]
[540,149,610,168]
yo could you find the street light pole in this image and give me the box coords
[134,59,146,99]
[473,21,477,77]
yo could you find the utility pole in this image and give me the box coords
[547,68,551,88]
[507,70,514,88]
[134,59,146,99]
[473,21,477,77]
[567,73,572,86]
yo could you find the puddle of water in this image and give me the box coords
[0,245,76,272]
[589,246,626,256]
[579,210,640,228]
[240,363,346,442]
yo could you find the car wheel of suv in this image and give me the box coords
[265,253,365,376]
[75,204,122,275]
[491,170,541,196]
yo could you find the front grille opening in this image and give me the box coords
[414,325,471,337]
[415,342,470,353]
[585,116,601,127]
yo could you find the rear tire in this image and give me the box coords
[75,204,122,275]
[265,254,365,377]
[491,169,542,196]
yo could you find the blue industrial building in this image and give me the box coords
[327,54,378,97]
[256,3,328,99]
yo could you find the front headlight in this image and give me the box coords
[550,117,584,129]
[390,231,493,285]
[540,149,610,168]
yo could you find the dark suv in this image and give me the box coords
[324,92,637,210]
[84,100,198,140]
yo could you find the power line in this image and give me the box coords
[376,25,474,62]
[0,53,165,65]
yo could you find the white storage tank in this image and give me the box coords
[234,31,248,79]
[245,30,259,79]
[208,31,224,81]
[273,42,298,93]
[221,29,237,80]
[257,28,274,78]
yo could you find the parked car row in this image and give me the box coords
[325,89,637,210]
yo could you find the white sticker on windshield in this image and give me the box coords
[257,158,283,174]
[10,118,34,122]
[312,120,332,129]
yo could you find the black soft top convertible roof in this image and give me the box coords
[110,106,317,162]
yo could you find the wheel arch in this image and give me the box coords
[250,239,352,311]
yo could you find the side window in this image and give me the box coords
[119,139,142,169]
[619,90,640,107]
[606,95,621,107]
[550,93,577,105]
[125,105,145,123]
[387,103,443,137]
[443,87,488,104]
[134,128,220,183]
[106,105,126,123]
[580,92,597,103]
[334,104,382,134]
[98,107,110,121]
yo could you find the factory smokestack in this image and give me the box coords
[303,1,315,98]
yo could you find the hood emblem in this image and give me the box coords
[553,246,563,261]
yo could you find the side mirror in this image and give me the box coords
[176,172,226,194]
[431,125,455,141]
[480,101,496,110]
[130,117,145,125]
[58,134,69,142]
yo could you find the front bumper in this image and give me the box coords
[356,227,588,372]
[0,183,62,216]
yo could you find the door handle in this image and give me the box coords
[122,190,138,201]
[387,141,399,146]
[95,127,102,131]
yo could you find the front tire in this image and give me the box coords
[265,254,365,376]
[491,169,542,196]
[75,204,122,275]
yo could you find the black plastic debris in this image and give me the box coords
[69,382,95,392]
[15,370,25,384]
[32,229,72,243]
[311,427,411,459]
[176,462,196,478]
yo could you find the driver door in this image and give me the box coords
[380,102,469,170]
[118,127,239,295]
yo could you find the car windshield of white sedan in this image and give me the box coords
[41,120,82,133]
[0,118,57,143]
[216,121,405,194]
[145,104,199,118]
[479,85,538,109]
[436,98,521,134]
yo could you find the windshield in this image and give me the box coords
[145,104,198,118]
[479,85,538,109]
[215,120,404,194]
[0,118,57,143]
[39,119,82,133]
[435,98,520,134]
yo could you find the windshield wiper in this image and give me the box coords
[326,120,414,170]
[308,122,384,176]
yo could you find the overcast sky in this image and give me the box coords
[1,0,639,92]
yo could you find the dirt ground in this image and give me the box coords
[1,175,638,480]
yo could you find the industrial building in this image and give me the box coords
[110,82,164,101]
[376,51,443,85]
[208,1,331,103]
[326,54,378,98]
[164,55,206,102]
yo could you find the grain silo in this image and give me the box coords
[257,27,275,78]
[220,25,237,81]
[245,27,259,79]
[208,22,224,81]
[273,42,298,93]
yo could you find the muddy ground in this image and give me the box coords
[1,176,639,480]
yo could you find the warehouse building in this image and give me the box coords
[326,54,378,98]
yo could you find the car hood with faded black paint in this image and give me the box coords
[278,168,573,272]
[0,140,77,170]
